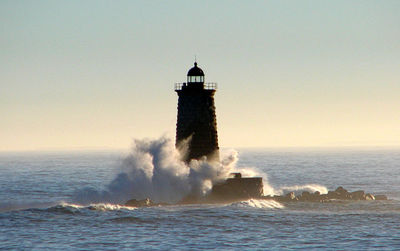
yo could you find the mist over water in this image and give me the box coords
[72,136,328,205]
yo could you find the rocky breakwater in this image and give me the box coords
[125,198,168,207]
[266,186,388,203]
[124,186,388,207]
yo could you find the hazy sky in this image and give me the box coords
[1,0,399,151]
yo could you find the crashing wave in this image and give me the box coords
[72,136,263,205]
[277,184,328,195]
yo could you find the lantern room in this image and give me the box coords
[187,62,204,83]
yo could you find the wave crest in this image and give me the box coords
[277,184,328,195]
[231,199,285,209]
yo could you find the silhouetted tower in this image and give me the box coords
[175,62,219,162]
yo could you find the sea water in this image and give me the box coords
[1,148,399,250]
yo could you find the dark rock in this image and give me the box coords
[299,191,311,201]
[273,194,299,202]
[327,191,340,199]
[335,186,351,199]
[319,194,329,201]
[264,187,386,203]
[335,186,348,195]
[125,198,154,207]
[179,178,389,204]
[208,176,264,202]
[309,193,322,202]
[297,191,314,202]
[374,195,387,200]
[350,190,365,200]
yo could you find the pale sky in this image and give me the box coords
[1,0,399,151]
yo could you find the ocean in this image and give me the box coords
[1,144,399,250]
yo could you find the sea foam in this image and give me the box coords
[72,136,328,205]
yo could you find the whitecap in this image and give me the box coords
[231,199,285,209]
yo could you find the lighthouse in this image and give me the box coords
[175,62,219,162]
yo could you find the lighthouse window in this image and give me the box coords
[187,76,204,82]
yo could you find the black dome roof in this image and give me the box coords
[187,62,204,76]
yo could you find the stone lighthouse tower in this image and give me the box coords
[175,62,219,162]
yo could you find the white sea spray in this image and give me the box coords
[72,136,328,205]
[73,136,239,204]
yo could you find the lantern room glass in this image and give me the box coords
[187,76,204,83]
